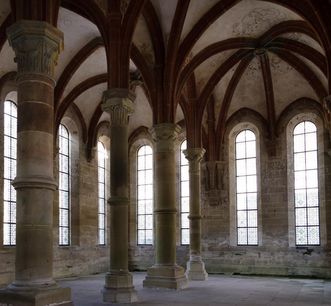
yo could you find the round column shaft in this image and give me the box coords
[101,89,137,303]
[0,20,72,306]
[184,148,208,280]
[143,123,187,290]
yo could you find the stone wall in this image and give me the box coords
[1,103,331,288]
[200,108,331,278]
[0,110,110,287]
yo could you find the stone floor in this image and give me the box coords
[58,272,331,306]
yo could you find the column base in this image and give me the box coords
[102,271,137,303]
[143,265,188,290]
[0,285,72,306]
[186,259,208,281]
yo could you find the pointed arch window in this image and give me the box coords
[235,130,258,245]
[3,101,17,246]
[180,140,189,245]
[137,145,153,245]
[58,124,71,246]
[98,141,107,245]
[293,121,320,245]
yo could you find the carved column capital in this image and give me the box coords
[7,20,63,82]
[150,123,181,152]
[184,148,205,163]
[102,88,135,127]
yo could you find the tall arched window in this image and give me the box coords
[137,145,153,245]
[3,101,17,246]
[235,130,258,245]
[180,140,189,245]
[293,121,320,245]
[58,124,70,246]
[98,141,107,245]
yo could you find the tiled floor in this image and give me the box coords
[59,272,331,305]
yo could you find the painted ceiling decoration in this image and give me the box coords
[0,0,330,160]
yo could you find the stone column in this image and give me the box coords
[184,148,208,280]
[0,20,72,305]
[143,123,188,289]
[101,89,137,303]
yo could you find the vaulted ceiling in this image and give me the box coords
[0,0,330,159]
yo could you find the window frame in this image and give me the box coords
[229,123,262,247]
[180,140,190,245]
[3,100,17,246]
[97,141,107,245]
[58,123,71,246]
[287,113,326,247]
[136,145,154,245]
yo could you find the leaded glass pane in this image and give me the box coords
[236,142,246,159]
[246,141,256,158]
[238,228,247,245]
[246,158,256,175]
[307,227,320,245]
[294,134,305,153]
[137,145,153,244]
[181,197,189,213]
[146,169,153,184]
[181,181,189,197]
[146,215,153,230]
[246,175,257,192]
[145,200,153,214]
[307,189,318,207]
[307,207,319,226]
[138,201,145,215]
[245,130,255,141]
[294,171,306,189]
[237,193,246,210]
[305,133,317,151]
[181,165,189,181]
[99,199,105,213]
[181,213,189,228]
[138,230,145,244]
[146,230,153,244]
[295,208,307,226]
[237,176,246,193]
[99,230,105,245]
[3,224,10,245]
[138,215,145,230]
[296,227,307,245]
[138,156,145,170]
[3,179,11,201]
[247,211,257,227]
[306,151,317,169]
[294,122,305,135]
[181,229,189,245]
[237,211,247,227]
[247,228,258,245]
[306,170,318,188]
[294,153,305,171]
[236,159,246,176]
[247,193,257,210]
[146,184,153,198]
[295,190,306,207]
